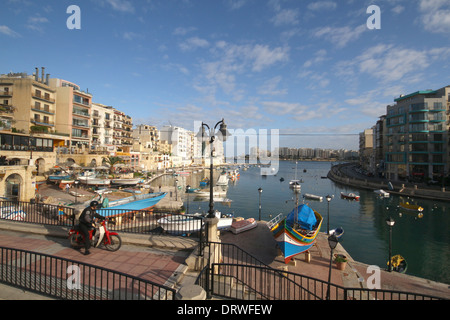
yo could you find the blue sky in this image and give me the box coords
[1,0,450,150]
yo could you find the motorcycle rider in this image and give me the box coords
[78,201,105,255]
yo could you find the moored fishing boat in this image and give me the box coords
[96,192,167,213]
[268,204,322,264]
[340,192,360,201]
[230,218,257,234]
[78,176,111,186]
[374,189,389,197]
[303,193,323,201]
[398,202,424,212]
[328,227,344,239]
[110,178,142,186]
[199,177,209,187]
[157,214,203,235]
[389,255,408,273]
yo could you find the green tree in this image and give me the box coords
[102,156,124,174]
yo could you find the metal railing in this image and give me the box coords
[0,201,76,226]
[205,263,444,301]
[0,246,175,300]
[0,201,205,241]
[196,242,446,301]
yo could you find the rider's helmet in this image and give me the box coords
[90,201,99,208]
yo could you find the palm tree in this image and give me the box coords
[102,156,124,174]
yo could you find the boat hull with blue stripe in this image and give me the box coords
[270,204,322,264]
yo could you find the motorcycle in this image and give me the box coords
[68,218,122,252]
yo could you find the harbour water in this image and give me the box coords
[151,161,450,285]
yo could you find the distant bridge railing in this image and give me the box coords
[0,246,175,300]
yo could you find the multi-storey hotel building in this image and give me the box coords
[385,86,450,181]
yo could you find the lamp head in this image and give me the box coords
[385,216,395,227]
[328,234,339,250]
[218,119,230,142]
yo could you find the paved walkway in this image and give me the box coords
[0,223,194,300]
[0,219,448,300]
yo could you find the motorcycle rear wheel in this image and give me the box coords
[69,233,83,248]
[105,234,122,251]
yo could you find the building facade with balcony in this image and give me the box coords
[0,69,57,135]
[48,78,92,151]
[385,86,450,181]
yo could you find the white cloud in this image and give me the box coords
[258,76,287,96]
[179,37,210,51]
[391,5,405,14]
[271,9,299,26]
[0,25,21,38]
[225,0,248,10]
[26,15,49,33]
[307,1,337,11]
[173,26,197,36]
[250,44,289,71]
[303,49,328,68]
[194,41,289,101]
[338,44,450,84]
[122,32,143,41]
[313,24,366,48]
[419,0,450,33]
[261,100,343,122]
[104,0,135,13]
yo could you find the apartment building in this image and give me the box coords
[385,86,450,181]
[160,125,194,166]
[48,77,92,151]
[0,69,57,135]
[359,129,374,172]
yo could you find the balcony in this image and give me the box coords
[31,106,55,115]
[32,92,55,103]
[72,110,90,119]
[30,119,54,127]
[0,90,12,97]
[0,104,15,116]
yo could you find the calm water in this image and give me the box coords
[152,161,450,284]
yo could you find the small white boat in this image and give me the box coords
[111,178,142,186]
[194,186,228,197]
[78,176,111,186]
[216,173,229,186]
[230,218,257,234]
[289,180,301,190]
[157,211,233,234]
[157,215,203,235]
[374,189,390,198]
[303,193,323,201]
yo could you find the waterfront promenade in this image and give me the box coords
[0,219,448,300]
[0,170,449,300]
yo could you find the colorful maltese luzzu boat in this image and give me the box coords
[269,204,323,264]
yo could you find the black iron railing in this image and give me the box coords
[0,201,204,241]
[196,242,446,301]
[0,246,175,300]
[205,263,444,301]
[0,201,75,225]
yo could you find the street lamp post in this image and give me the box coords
[258,187,263,221]
[326,234,339,300]
[186,185,190,215]
[326,194,332,235]
[197,119,229,218]
[386,216,395,272]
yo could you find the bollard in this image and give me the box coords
[175,285,206,300]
